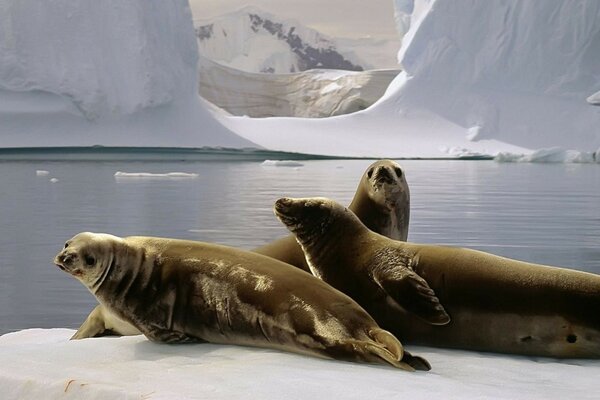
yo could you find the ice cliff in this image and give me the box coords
[221,0,600,158]
[199,56,399,118]
[0,0,255,148]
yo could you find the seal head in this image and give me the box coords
[274,197,450,326]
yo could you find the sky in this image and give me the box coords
[188,0,399,40]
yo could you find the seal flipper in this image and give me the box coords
[401,350,431,371]
[71,305,108,340]
[373,266,450,325]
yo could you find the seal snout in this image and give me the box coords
[274,197,294,214]
[373,166,395,185]
[54,250,78,270]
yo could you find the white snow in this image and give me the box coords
[114,172,199,179]
[35,170,49,176]
[49,178,59,184]
[1,329,599,400]
[0,0,256,149]
[194,6,391,73]
[261,160,304,167]
[218,0,600,158]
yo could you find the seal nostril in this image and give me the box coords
[566,334,577,343]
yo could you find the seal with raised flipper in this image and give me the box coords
[254,159,410,272]
[73,160,410,340]
[274,197,600,358]
[55,232,431,370]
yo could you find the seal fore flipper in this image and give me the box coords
[372,260,450,326]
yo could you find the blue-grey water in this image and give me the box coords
[0,160,599,335]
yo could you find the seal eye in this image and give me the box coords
[367,168,374,179]
[84,255,96,266]
[394,167,403,178]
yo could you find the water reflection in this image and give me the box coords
[0,160,598,334]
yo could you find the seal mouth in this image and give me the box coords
[274,198,301,228]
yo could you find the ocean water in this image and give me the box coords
[0,159,598,335]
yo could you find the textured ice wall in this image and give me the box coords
[391,0,600,151]
[0,0,255,148]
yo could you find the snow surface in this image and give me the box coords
[1,329,599,400]
[0,0,256,149]
[219,0,600,158]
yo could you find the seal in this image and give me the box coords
[274,197,600,358]
[254,159,410,272]
[72,160,410,340]
[55,232,430,370]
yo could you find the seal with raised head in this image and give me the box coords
[55,232,430,370]
[254,159,410,272]
[74,160,410,340]
[274,197,600,358]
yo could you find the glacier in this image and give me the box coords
[1,329,599,400]
[199,56,399,118]
[0,0,255,149]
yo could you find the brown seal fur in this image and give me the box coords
[74,160,410,340]
[274,197,600,358]
[254,159,410,272]
[55,232,429,370]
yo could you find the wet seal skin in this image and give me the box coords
[56,232,430,371]
[274,197,600,358]
[254,159,410,271]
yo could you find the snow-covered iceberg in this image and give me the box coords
[219,0,600,158]
[0,0,255,149]
[1,329,598,400]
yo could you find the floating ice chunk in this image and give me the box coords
[495,148,597,163]
[49,178,59,183]
[114,172,199,179]
[587,91,600,106]
[35,170,49,176]
[261,160,304,167]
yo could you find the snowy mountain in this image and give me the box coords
[194,7,393,73]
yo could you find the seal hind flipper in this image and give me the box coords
[401,351,431,371]
[373,260,450,326]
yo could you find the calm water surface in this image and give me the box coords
[0,160,599,335]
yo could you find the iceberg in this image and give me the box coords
[1,329,598,400]
[219,0,600,158]
[0,0,256,149]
